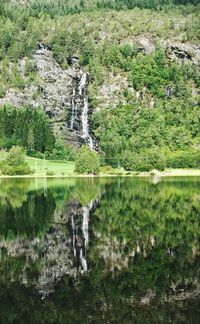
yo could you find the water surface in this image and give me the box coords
[0,177,199,323]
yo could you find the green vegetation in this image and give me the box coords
[0,106,55,152]
[1,0,199,19]
[75,145,100,174]
[93,48,200,170]
[47,139,76,161]
[0,1,199,65]
[0,146,32,175]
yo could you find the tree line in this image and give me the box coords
[1,0,199,20]
[0,106,55,153]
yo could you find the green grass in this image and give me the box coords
[26,157,75,176]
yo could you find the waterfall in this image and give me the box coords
[80,249,87,272]
[70,88,76,129]
[79,72,87,96]
[79,72,94,150]
[68,67,95,149]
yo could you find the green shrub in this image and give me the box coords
[27,149,44,159]
[47,140,76,161]
[100,165,115,173]
[75,145,100,175]
[0,146,32,175]
[24,60,38,76]
[0,85,6,98]
[0,164,32,175]
[46,170,55,176]
[166,150,200,168]
[5,146,25,166]
[122,149,166,171]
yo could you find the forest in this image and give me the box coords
[93,48,200,170]
[0,106,55,153]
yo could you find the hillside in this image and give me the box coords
[0,0,199,171]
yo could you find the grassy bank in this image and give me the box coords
[0,152,200,178]
[0,164,200,179]
[26,157,75,176]
[100,168,200,177]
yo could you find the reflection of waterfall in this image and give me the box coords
[79,72,94,150]
[71,215,76,257]
[70,200,96,272]
[82,206,89,248]
[80,203,91,271]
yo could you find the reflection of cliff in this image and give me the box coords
[90,232,200,306]
[0,197,99,296]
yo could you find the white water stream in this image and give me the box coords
[79,72,94,150]
[70,88,76,129]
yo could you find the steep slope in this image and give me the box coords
[0,2,199,168]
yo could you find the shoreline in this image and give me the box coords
[0,169,200,179]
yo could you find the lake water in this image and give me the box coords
[0,177,199,323]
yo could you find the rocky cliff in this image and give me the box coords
[0,48,95,148]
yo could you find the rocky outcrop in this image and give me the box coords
[165,41,200,65]
[121,35,200,65]
[135,36,200,65]
[135,36,156,54]
[95,72,134,111]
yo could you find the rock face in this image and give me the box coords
[0,48,95,148]
[95,72,134,112]
[135,37,156,54]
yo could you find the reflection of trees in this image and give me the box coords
[0,192,55,239]
[71,178,106,205]
[89,178,200,299]
[0,179,31,208]
[0,275,199,324]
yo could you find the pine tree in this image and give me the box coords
[27,127,35,151]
